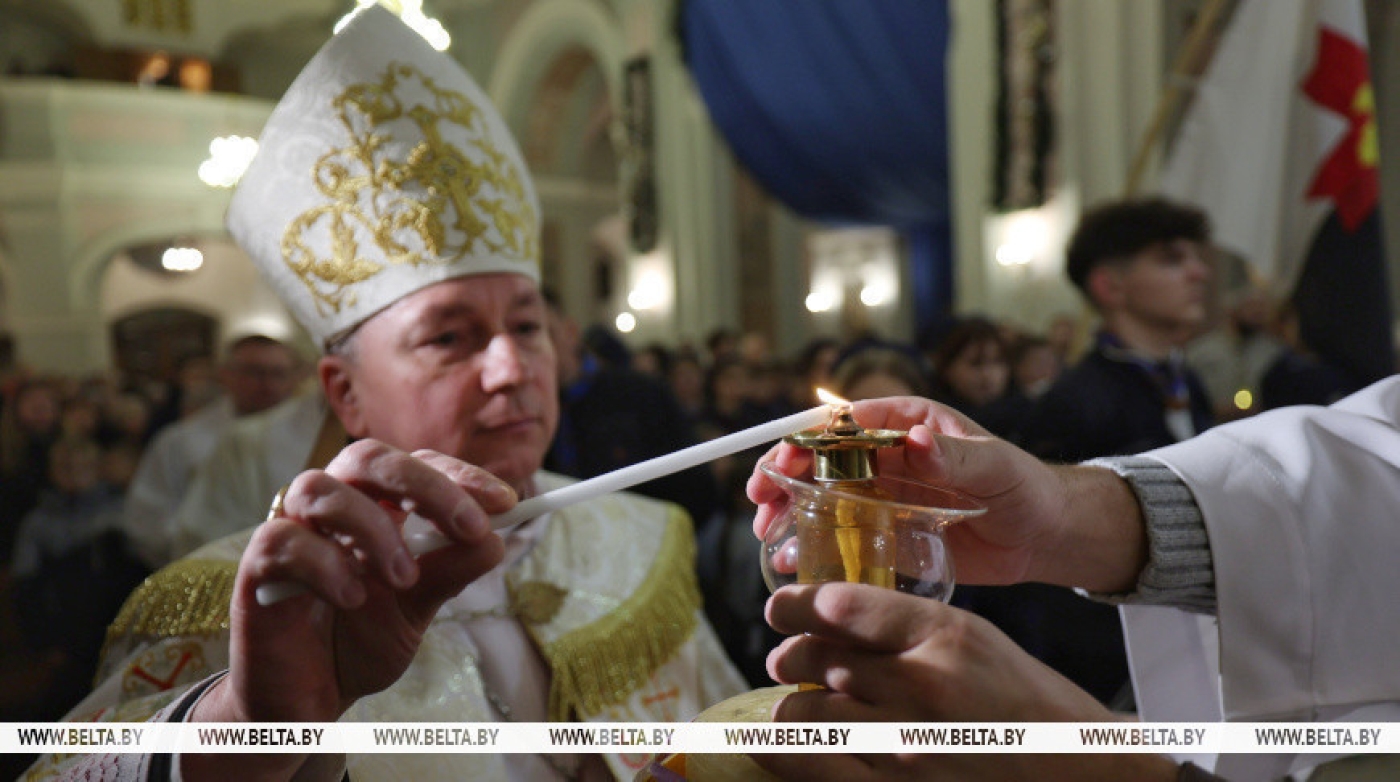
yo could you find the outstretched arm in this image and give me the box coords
[748,396,1151,592]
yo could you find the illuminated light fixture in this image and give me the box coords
[627,273,667,311]
[626,253,673,314]
[805,289,838,313]
[994,243,1033,267]
[335,0,451,50]
[991,207,1053,268]
[615,312,637,333]
[198,136,259,188]
[860,280,894,307]
[1234,388,1254,411]
[162,247,204,272]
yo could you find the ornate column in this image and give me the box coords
[650,0,739,345]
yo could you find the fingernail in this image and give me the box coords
[452,498,485,534]
[391,549,417,587]
[489,481,516,503]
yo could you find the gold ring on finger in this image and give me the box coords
[265,484,291,523]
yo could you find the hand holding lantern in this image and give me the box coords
[648,394,987,781]
[759,393,985,602]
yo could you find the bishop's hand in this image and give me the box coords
[192,439,513,728]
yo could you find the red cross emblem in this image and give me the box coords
[1301,26,1379,231]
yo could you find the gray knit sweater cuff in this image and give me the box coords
[1081,456,1217,614]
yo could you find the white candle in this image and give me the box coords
[256,405,831,605]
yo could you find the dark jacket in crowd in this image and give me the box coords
[1019,344,1215,463]
[545,361,720,530]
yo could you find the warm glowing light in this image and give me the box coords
[615,312,637,333]
[1234,388,1254,411]
[198,136,259,188]
[815,388,850,408]
[335,0,451,50]
[162,247,204,272]
[995,243,1033,266]
[805,290,837,313]
[991,208,1053,267]
[860,282,891,307]
[627,272,667,311]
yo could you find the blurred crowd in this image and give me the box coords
[0,335,306,732]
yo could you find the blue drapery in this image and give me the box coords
[680,0,954,331]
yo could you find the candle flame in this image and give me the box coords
[815,388,850,407]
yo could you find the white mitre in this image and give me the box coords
[227,5,540,349]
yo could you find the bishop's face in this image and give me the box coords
[323,273,559,493]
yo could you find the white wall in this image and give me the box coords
[949,0,1165,334]
[0,78,271,372]
[100,242,300,348]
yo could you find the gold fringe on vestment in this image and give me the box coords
[543,507,700,721]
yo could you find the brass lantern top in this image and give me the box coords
[784,404,907,482]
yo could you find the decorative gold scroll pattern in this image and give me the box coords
[281,62,538,315]
[123,0,192,33]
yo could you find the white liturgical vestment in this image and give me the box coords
[26,472,745,781]
[1124,376,1400,780]
[168,391,326,559]
[123,397,236,567]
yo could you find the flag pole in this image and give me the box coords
[1124,0,1237,196]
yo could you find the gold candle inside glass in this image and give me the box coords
[784,406,908,591]
[784,405,907,690]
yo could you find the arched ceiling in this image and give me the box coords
[522,45,615,181]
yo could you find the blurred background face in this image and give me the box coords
[708,360,751,413]
[16,383,61,434]
[632,345,670,379]
[101,443,141,491]
[178,356,218,395]
[943,339,1009,406]
[1118,238,1212,332]
[843,370,917,402]
[328,274,558,492]
[1014,343,1061,397]
[60,398,100,438]
[833,347,929,404]
[669,357,705,410]
[222,341,301,416]
[106,393,151,440]
[749,362,787,408]
[737,332,771,364]
[49,440,101,494]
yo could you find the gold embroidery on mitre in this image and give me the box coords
[100,558,235,672]
[281,61,539,316]
[540,506,700,721]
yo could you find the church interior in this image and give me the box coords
[10,0,1400,380]
[5,1,1400,776]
